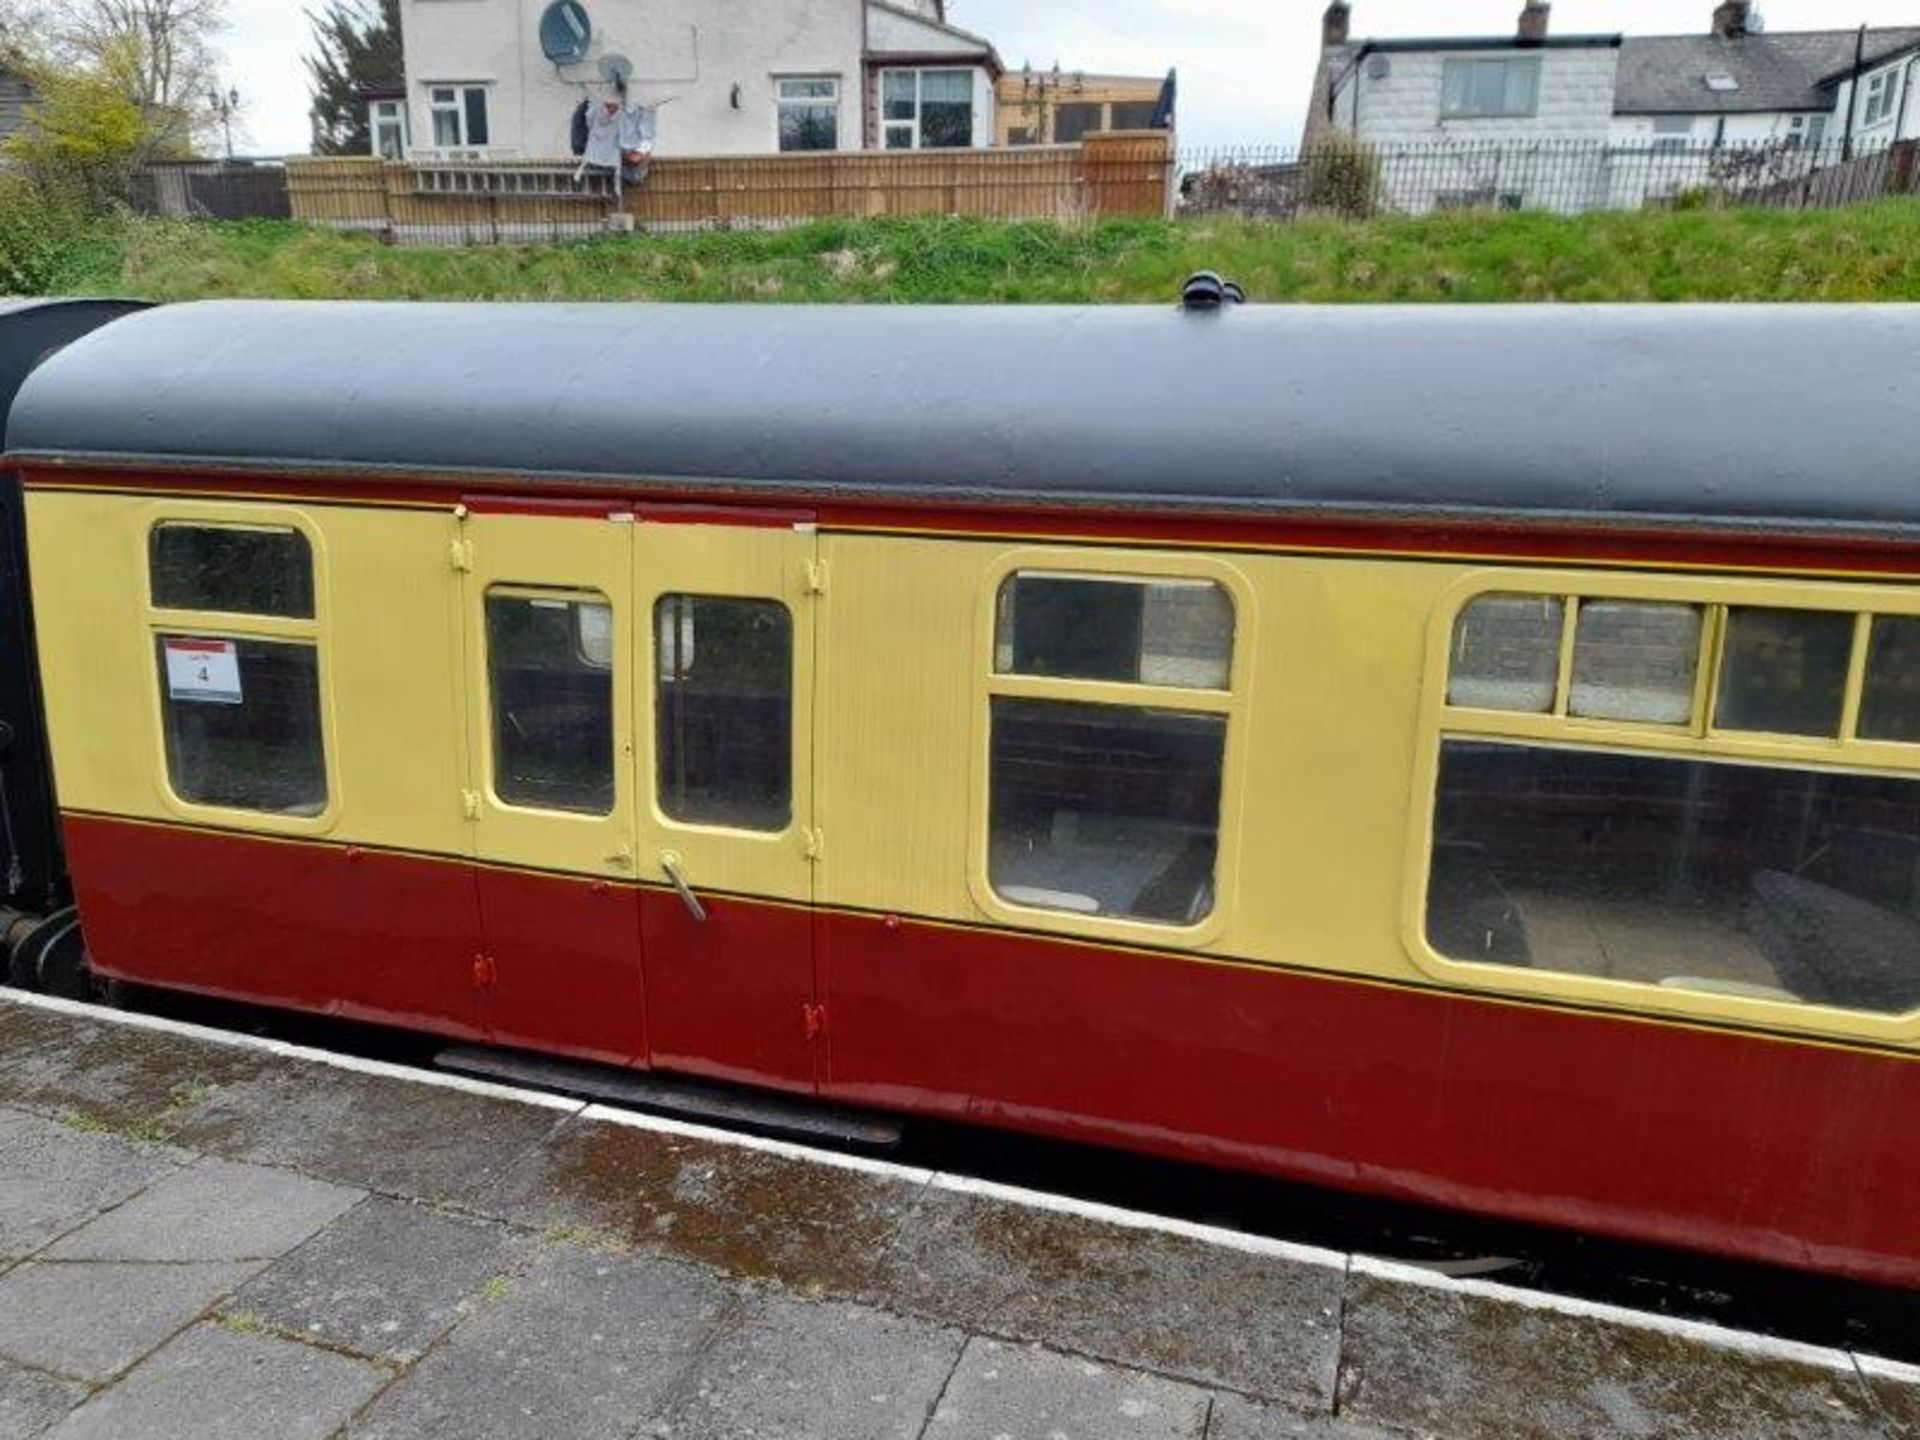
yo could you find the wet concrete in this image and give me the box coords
[0,993,1914,1439]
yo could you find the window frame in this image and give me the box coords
[140,503,337,836]
[773,73,841,153]
[1439,55,1542,120]
[1406,568,1920,1042]
[1862,69,1899,128]
[426,83,490,151]
[482,585,620,819]
[968,547,1255,947]
[370,98,409,159]
[880,67,978,150]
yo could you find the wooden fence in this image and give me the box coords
[284,133,1173,245]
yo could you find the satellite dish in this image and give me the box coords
[539,1,592,66]
[598,53,634,88]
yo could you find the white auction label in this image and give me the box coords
[163,638,243,704]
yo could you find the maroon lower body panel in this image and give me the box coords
[63,813,1920,1289]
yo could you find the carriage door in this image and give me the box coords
[463,502,645,1068]
[634,509,819,1093]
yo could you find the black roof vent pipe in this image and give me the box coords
[1181,271,1245,311]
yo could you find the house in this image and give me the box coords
[1304,2,1920,211]
[996,68,1173,146]
[0,66,34,144]
[391,0,1005,160]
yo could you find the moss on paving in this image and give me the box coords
[47,201,1920,305]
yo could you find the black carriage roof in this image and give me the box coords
[0,298,149,453]
[8,298,1920,534]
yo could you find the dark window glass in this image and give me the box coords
[995,574,1233,690]
[1861,617,1920,743]
[1007,126,1036,146]
[1111,101,1159,130]
[150,525,315,619]
[919,70,973,148]
[779,104,837,151]
[1448,594,1563,712]
[463,86,490,146]
[158,636,326,814]
[656,595,792,832]
[989,697,1225,925]
[487,593,613,815]
[1054,102,1102,143]
[1428,739,1920,1015]
[1715,608,1853,738]
[883,71,916,122]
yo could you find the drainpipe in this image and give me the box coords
[1842,24,1866,160]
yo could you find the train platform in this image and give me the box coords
[0,992,1914,1440]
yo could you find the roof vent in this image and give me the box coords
[1181,271,1246,312]
[1704,72,1740,92]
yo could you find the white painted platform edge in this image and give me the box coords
[1353,1254,1861,1375]
[7,989,1913,1390]
[3,990,584,1113]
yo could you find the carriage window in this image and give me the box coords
[995,574,1233,690]
[1448,594,1562,713]
[486,592,614,815]
[655,595,792,832]
[1861,617,1920,744]
[158,636,326,815]
[990,698,1225,925]
[1568,601,1702,725]
[1714,608,1853,738]
[150,524,315,619]
[1427,739,1920,1016]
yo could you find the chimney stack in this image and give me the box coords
[1323,2,1351,49]
[1712,1,1751,38]
[1518,2,1551,42]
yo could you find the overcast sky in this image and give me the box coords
[222,1,1918,156]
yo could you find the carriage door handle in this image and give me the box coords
[660,851,708,923]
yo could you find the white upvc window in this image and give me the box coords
[369,99,407,159]
[1440,56,1541,120]
[427,84,491,149]
[776,75,840,152]
[1862,68,1900,128]
[881,68,976,150]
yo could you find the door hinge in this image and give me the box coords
[802,826,825,862]
[803,559,828,596]
[460,790,482,821]
[803,1002,827,1041]
[450,537,475,573]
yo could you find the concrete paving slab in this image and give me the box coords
[1859,1356,1920,1438]
[643,1290,964,1440]
[1203,1393,1406,1439]
[164,1061,572,1204]
[469,1113,924,1295]
[927,1336,1211,1439]
[0,1258,257,1382]
[43,1156,362,1263]
[0,1109,180,1260]
[41,1322,386,1440]
[350,1245,729,1440]
[0,1006,273,1138]
[0,1354,88,1440]
[877,1185,1345,1409]
[1337,1265,1885,1440]
[226,1195,529,1363]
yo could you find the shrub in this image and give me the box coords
[0,175,117,295]
[1299,134,1384,218]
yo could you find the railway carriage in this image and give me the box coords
[7,298,1920,1287]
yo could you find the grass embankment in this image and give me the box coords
[42,200,1920,304]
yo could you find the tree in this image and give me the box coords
[305,0,399,157]
[4,58,147,206]
[32,0,230,157]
